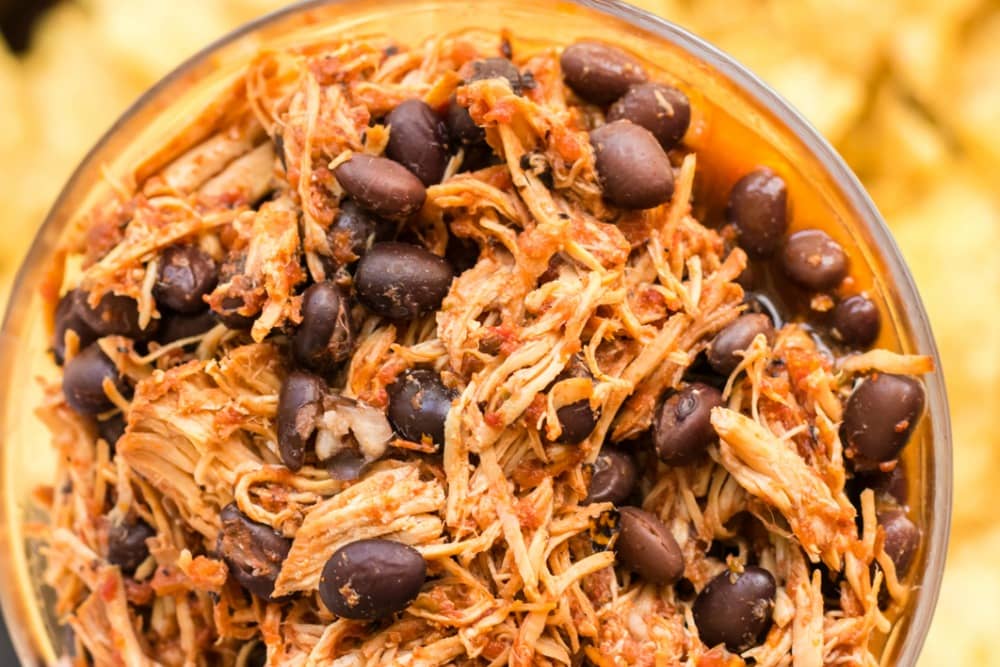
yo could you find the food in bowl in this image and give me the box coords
[37,25,933,666]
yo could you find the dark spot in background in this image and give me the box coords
[0,0,62,53]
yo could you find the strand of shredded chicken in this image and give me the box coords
[37,28,933,667]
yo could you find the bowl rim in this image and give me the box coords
[0,0,952,664]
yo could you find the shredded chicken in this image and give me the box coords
[36,28,933,667]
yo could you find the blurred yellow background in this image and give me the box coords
[0,0,997,663]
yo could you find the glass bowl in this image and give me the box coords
[0,0,951,664]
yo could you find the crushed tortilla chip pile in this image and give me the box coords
[0,0,997,664]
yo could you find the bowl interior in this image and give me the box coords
[0,0,950,664]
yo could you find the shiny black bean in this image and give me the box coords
[607,82,690,150]
[615,506,684,584]
[217,503,291,600]
[277,371,325,472]
[459,141,501,172]
[854,460,909,506]
[157,310,218,345]
[326,199,396,267]
[355,243,454,319]
[832,295,881,347]
[107,518,155,574]
[62,344,129,415]
[385,99,449,186]
[878,509,920,576]
[153,245,218,314]
[560,41,647,105]
[726,169,789,257]
[292,282,354,375]
[326,449,369,482]
[446,56,523,162]
[590,120,674,209]
[841,374,925,468]
[707,313,775,376]
[52,290,96,366]
[585,448,637,505]
[555,400,599,444]
[469,57,523,94]
[742,291,784,329]
[333,154,426,220]
[386,369,454,446]
[551,355,600,444]
[213,295,259,331]
[319,539,426,619]
[781,229,848,291]
[693,566,776,652]
[446,95,485,147]
[654,383,723,465]
[74,290,157,339]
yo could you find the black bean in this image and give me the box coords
[292,282,354,375]
[107,518,155,574]
[555,401,599,444]
[585,448,637,505]
[853,460,909,506]
[52,290,97,366]
[333,154,426,220]
[326,449,369,482]
[681,351,728,391]
[551,355,600,444]
[355,243,454,319]
[74,290,157,339]
[469,57,523,94]
[693,566,776,652]
[607,83,690,150]
[707,313,775,376]
[459,141,501,172]
[153,245,218,314]
[96,412,126,451]
[726,169,789,257]
[832,295,881,347]
[742,291,784,329]
[654,383,723,465]
[62,344,129,415]
[590,120,674,209]
[841,374,925,468]
[216,503,291,600]
[781,229,848,291]
[615,506,684,584]
[446,95,485,147]
[157,310,218,345]
[213,295,259,331]
[386,369,454,446]
[327,199,395,267]
[385,99,450,186]
[277,371,325,472]
[446,56,522,158]
[878,509,920,576]
[319,539,426,620]
[560,41,647,105]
